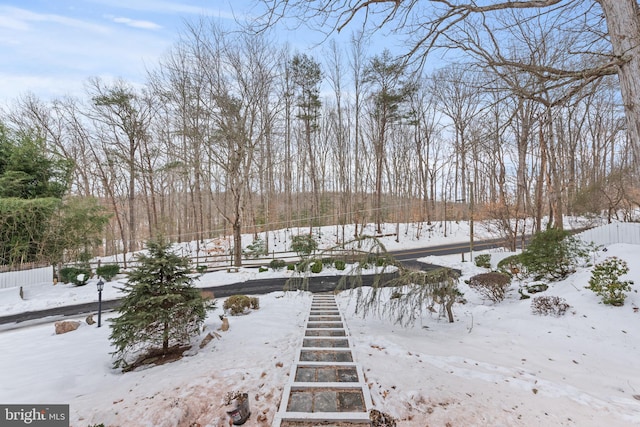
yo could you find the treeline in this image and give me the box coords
[1,17,638,266]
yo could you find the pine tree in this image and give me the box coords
[110,238,214,370]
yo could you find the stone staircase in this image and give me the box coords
[272,294,373,427]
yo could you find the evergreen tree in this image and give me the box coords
[110,238,214,370]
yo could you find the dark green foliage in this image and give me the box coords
[519,229,589,281]
[258,266,268,272]
[287,263,296,271]
[0,197,59,265]
[109,238,214,371]
[195,265,208,274]
[321,257,334,265]
[0,127,106,266]
[474,254,491,269]
[586,257,633,306]
[497,254,525,277]
[244,238,267,259]
[269,259,286,270]
[0,128,72,199]
[531,296,570,316]
[59,266,92,285]
[223,294,259,315]
[96,264,120,281]
[290,234,318,257]
[334,260,346,270]
[468,272,511,303]
[310,259,323,273]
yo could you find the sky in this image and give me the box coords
[1,221,639,426]
[0,0,278,104]
[0,0,413,107]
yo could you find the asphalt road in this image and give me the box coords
[0,237,508,327]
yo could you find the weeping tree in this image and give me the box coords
[110,238,215,371]
[285,234,462,325]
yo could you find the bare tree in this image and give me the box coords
[363,49,415,233]
[255,0,640,164]
[86,78,153,254]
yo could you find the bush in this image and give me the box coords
[269,259,286,271]
[195,264,208,274]
[310,259,323,273]
[59,266,91,285]
[531,295,570,316]
[287,263,296,271]
[520,228,589,281]
[322,257,334,265]
[468,272,511,302]
[497,254,526,277]
[586,257,633,306]
[290,234,318,257]
[474,254,491,268]
[334,260,346,270]
[244,238,267,259]
[224,295,259,315]
[258,266,268,273]
[96,264,120,281]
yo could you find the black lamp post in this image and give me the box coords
[96,278,104,327]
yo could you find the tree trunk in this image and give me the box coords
[599,0,640,163]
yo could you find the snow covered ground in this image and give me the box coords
[1,220,639,426]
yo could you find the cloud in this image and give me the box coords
[87,0,236,19]
[0,5,110,34]
[109,16,162,30]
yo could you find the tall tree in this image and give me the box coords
[363,49,415,233]
[290,53,323,230]
[87,78,153,255]
[256,0,640,164]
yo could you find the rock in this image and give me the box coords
[86,314,95,325]
[55,321,81,334]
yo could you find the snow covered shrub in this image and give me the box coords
[334,259,346,270]
[244,238,267,259]
[269,259,286,270]
[290,234,318,258]
[311,259,323,273]
[474,254,491,268]
[224,295,256,315]
[497,254,526,278]
[586,257,633,306]
[531,295,570,316]
[468,272,512,302]
[59,266,91,285]
[519,228,589,281]
[96,264,120,281]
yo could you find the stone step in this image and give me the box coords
[273,294,373,427]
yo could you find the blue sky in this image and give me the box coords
[0,0,412,105]
[0,0,264,103]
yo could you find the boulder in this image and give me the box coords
[55,321,81,334]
